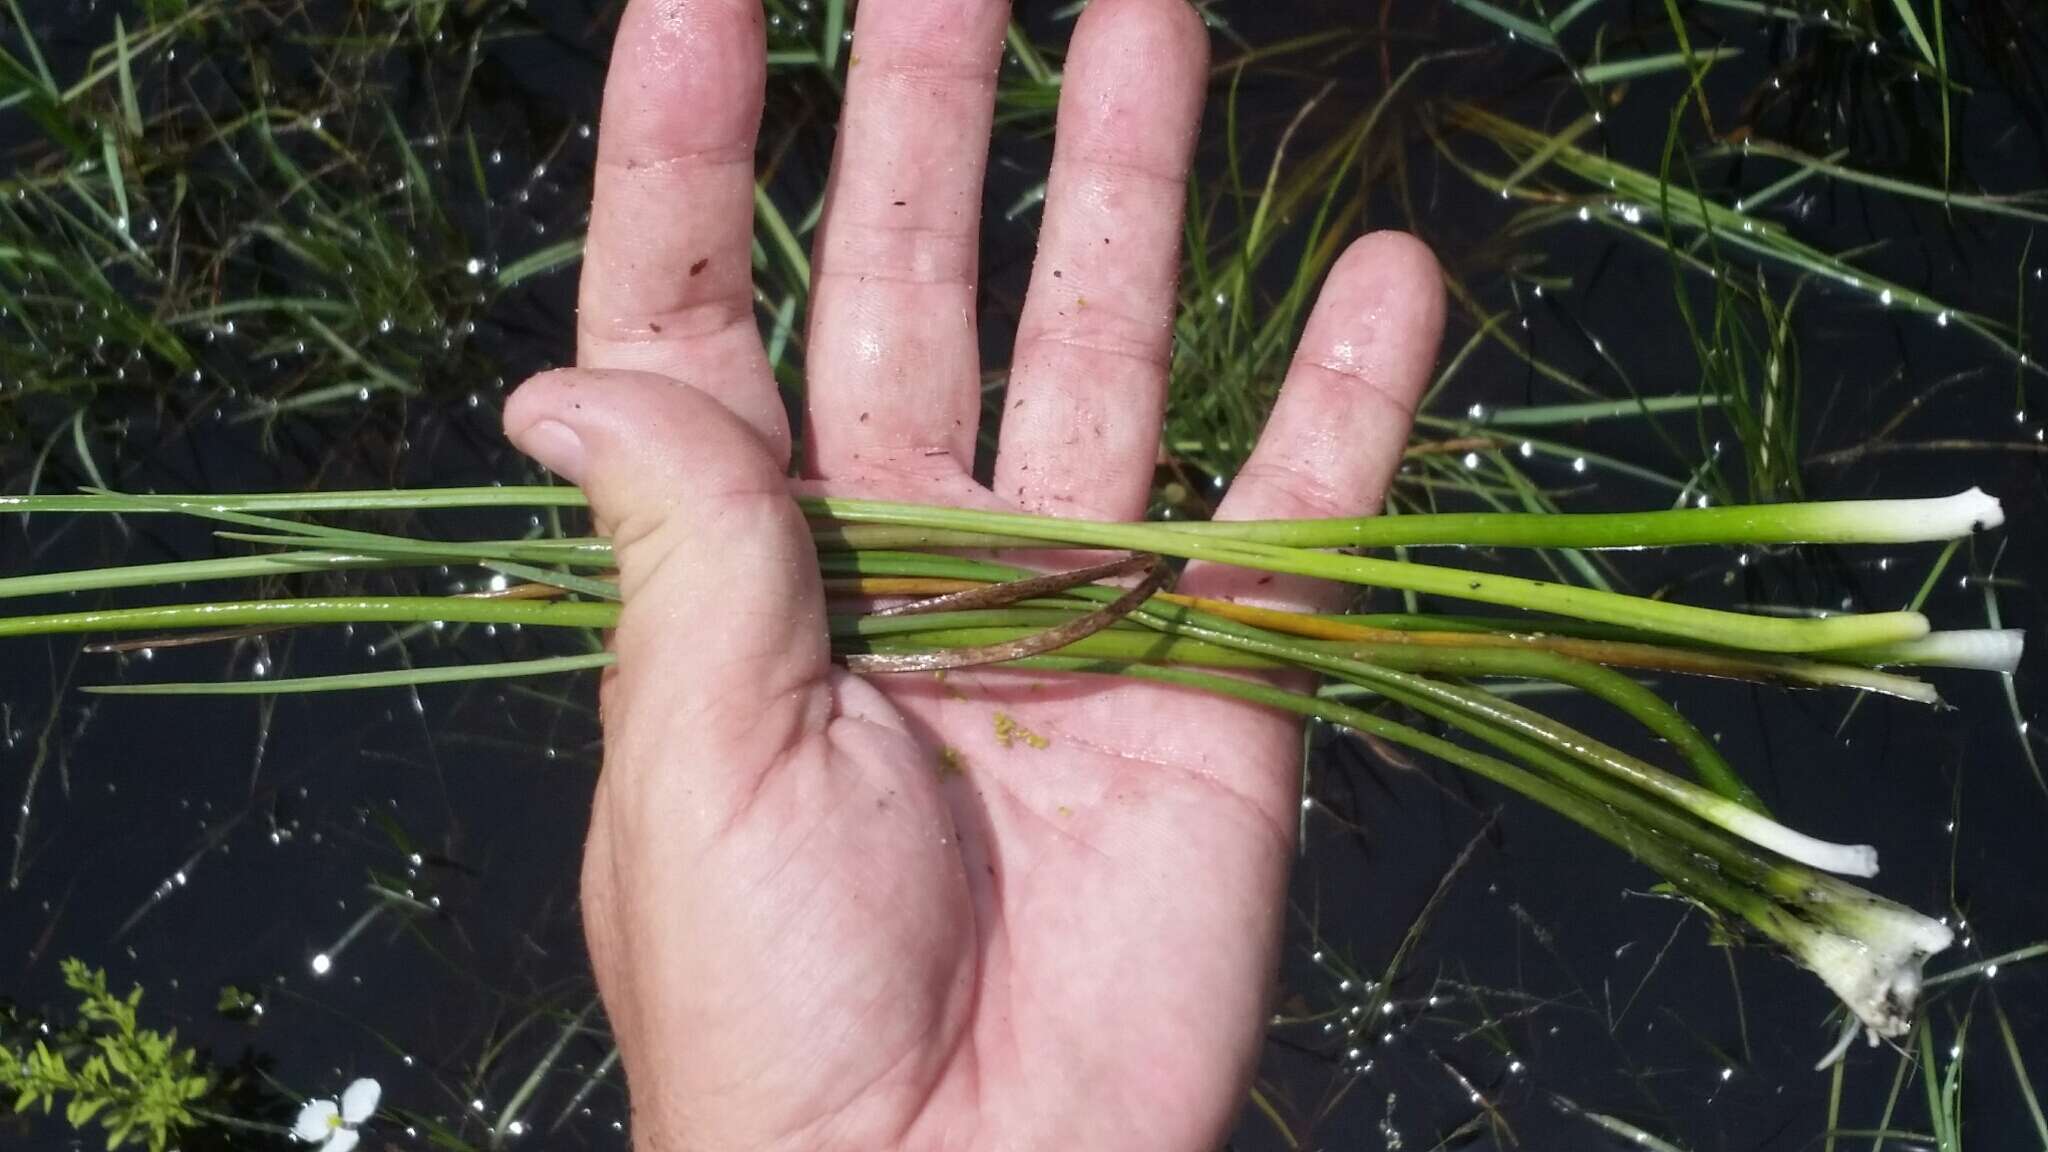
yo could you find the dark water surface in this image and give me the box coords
[4,1,2046,1148]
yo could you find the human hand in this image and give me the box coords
[503,0,1443,1148]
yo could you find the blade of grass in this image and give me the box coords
[1448,0,1558,50]
[86,653,617,696]
[754,182,811,290]
[1978,550,2046,800]
[1582,47,1741,84]
[1722,140,2048,224]
[1989,992,2048,1146]
[1473,394,1717,426]
[493,1000,598,1148]
[497,237,585,288]
[111,15,142,138]
[1887,0,1937,67]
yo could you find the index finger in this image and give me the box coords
[577,0,788,458]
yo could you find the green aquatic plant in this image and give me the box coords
[0,485,2019,1042]
[1,959,213,1152]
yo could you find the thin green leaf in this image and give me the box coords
[1448,0,1558,49]
[85,653,616,696]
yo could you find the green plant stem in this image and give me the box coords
[0,597,618,639]
[841,580,1855,869]
[0,551,398,601]
[10,484,1998,548]
[997,655,1808,923]
[800,497,1930,653]
[849,601,1760,811]
[1099,598,1871,871]
[86,654,619,696]
[1307,613,1940,701]
[1312,639,1761,810]
[4,489,1974,649]
[1142,490,2003,548]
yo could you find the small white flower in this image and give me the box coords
[294,1078,380,1152]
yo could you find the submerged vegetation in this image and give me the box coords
[2,0,2045,1148]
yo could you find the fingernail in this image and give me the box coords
[517,419,588,482]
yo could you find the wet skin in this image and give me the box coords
[503,0,1446,1148]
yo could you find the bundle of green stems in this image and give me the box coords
[0,485,2019,1058]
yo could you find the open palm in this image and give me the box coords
[504,0,1443,1148]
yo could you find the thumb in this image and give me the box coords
[503,369,832,790]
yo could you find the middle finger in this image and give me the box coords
[804,0,1011,480]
